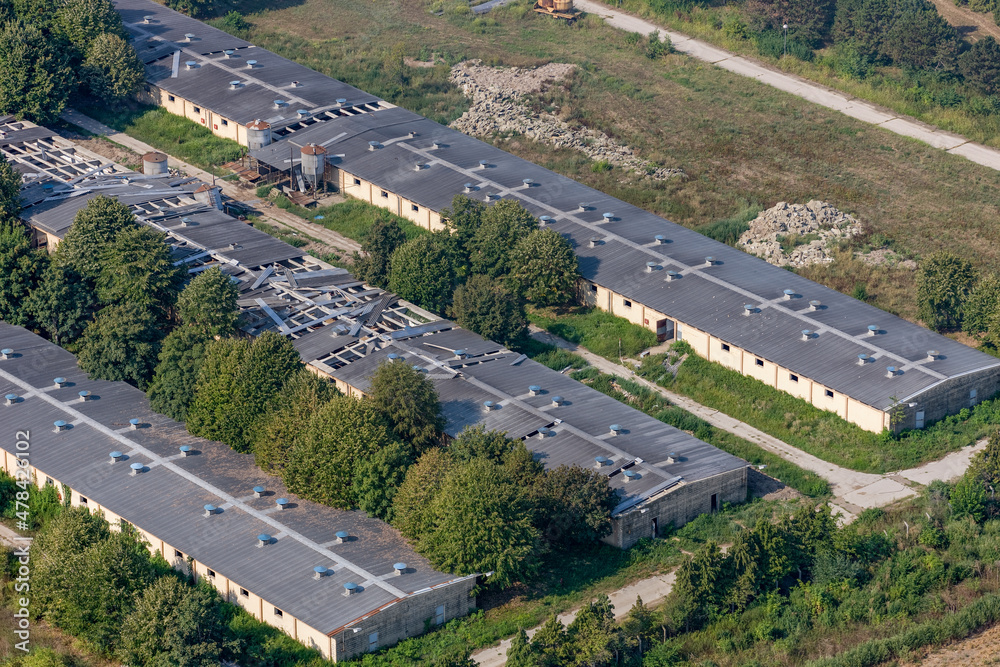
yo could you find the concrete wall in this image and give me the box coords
[607,467,748,549]
[152,87,244,145]
[338,170,443,231]
[333,578,477,661]
[896,366,1000,432]
[0,452,472,663]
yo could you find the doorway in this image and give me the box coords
[710,494,718,513]
[651,517,659,537]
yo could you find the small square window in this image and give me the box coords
[825,389,834,398]
[168,95,175,102]
[193,106,201,113]
[755,358,764,367]
[206,569,216,578]
[435,604,445,625]
[971,389,978,399]
[175,549,183,559]
[623,300,632,308]
[45,477,53,486]
[411,204,419,212]
[721,343,730,352]
[80,497,88,504]
[590,284,598,292]
[368,632,378,651]
[380,191,389,198]
[789,374,798,382]
[274,608,283,617]
[221,119,228,126]
[353,178,361,185]
[240,588,249,597]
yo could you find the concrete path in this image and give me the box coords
[0,523,30,549]
[59,109,362,257]
[530,327,987,522]
[574,0,1000,172]
[472,570,676,666]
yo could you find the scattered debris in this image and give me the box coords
[450,60,684,181]
[739,200,864,267]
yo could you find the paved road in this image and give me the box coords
[59,109,362,257]
[574,0,1000,172]
[472,571,676,666]
[530,327,986,522]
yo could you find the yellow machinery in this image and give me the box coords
[533,0,579,22]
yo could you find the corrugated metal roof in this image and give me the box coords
[250,108,1000,411]
[0,323,468,635]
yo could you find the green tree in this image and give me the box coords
[389,232,457,312]
[54,0,126,50]
[882,3,959,71]
[419,458,541,587]
[0,220,46,326]
[744,0,836,45]
[0,152,21,220]
[55,195,137,280]
[252,369,338,473]
[352,216,406,288]
[916,251,977,331]
[443,194,486,260]
[118,576,224,667]
[97,225,183,317]
[469,200,537,278]
[530,616,569,667]
[77,302,164,389]
[165,0,214,19]
[392,448,455,540]
[146,327,210,422]
[565,594,620,666]
[508,229,580,306]
[952,473,987,522]
[671,541,725,631]
[24,262,95,345]
[450,274,527,346]
[176,266,240,338]
[963,273,1000,347]
[450,425,518,464]
[283,395,401,508]
[621,597,655,659]
[353,440,415,522]
[532,465,619,546]
[961,36,1000,95]
[0,20,75,124]
[507,628,540,667]
[186,333,301,452]
[368,359,445,450]
[83,33,145,103]
[969,431,1000,490]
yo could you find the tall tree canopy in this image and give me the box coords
[145,327,211,422]
[450,274,527,346]
[389,232,457,313]
[443,194,487,260]
[468,200,538,279]
[916,251,977,331]
[353,440,415,522]
[53,0,127,51]
[963,273,1000,349]
[77,302,164,389]
[0,20,75,124]
[176,265,240,338]
[283,394,401,508]
[531,465,619,547]
[392,448,455,540]
[186,332,301,452]
[96,225,183,317]
[352,217,406,288]
[56,195,138,280]
[83,33,145,103]
[0,152,22,220]
[24,262,95,345]
[961,36,1000,95]
[508,229,580,306]
[0,220,46,326]
[252,369,338,473]
[368,359,445,450]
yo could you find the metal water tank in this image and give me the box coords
[142,151,168,175]
[246,119,272,150]
[300,143,327,187]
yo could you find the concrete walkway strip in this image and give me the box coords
[573,0,1000,172]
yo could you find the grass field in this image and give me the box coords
[76,102,245,172]
[201,0,1000,326]
[528,305,659,360]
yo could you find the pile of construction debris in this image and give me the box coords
[738,200,864,267]
[449,60,684,181]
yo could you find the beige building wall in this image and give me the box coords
[776,369,813,402]
[338,171,443,231]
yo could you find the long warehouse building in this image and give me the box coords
[0,324,478,662]
[112,0,1000,434]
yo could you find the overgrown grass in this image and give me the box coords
[639,342,1000,473]
[249,219,310,247]
[570,367,830,497]
[694,201,762,246]
[528,306,658,361]
[75,102,245,171]
[273,196,428,244]
[511,336,590,371]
